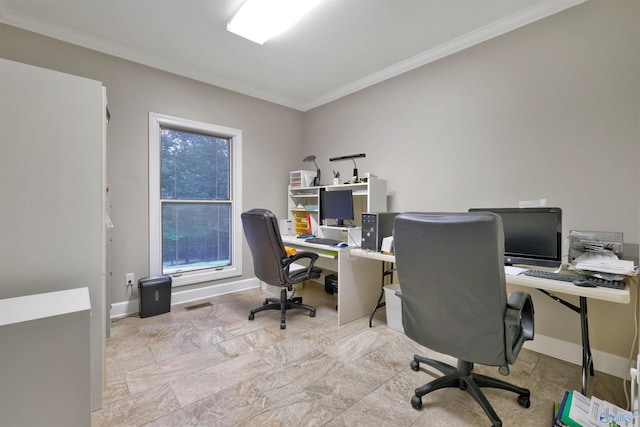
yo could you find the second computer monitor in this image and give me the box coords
[468,207,562,268]
[321,189,354,227]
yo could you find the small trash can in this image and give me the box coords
[383,283,404,333]
[138,275,172,318]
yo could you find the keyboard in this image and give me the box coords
[305,237,342,246]
[523,269,625,290]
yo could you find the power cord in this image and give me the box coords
[630,363,638,422]
[126,279,138,297]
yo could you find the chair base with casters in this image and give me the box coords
[248,285,316,329]
[409,357,530,427]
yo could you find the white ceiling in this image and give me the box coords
[0,0,585,111]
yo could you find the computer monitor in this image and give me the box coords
[321,189,354,227]
[468,207,562,268]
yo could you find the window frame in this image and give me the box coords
[149,112,242,287]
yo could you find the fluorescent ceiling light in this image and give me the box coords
[227,0,323,45]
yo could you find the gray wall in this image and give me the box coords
[0,0,638,358]
[303,0,640,357]
[0,24,304,305]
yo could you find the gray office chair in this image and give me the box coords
[393,212,534,427]
[241,208,321,329]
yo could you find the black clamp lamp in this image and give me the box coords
[329,153,366,183]
[303,155,321,186]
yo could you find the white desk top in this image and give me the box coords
[350,248,396,263]
[349,250,631,304]
[506,272,630,303]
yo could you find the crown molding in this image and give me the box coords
[0,0,587,112]
[302,0,587,111]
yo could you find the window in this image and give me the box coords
[149,113,242,286]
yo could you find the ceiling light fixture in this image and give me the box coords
[227,0,323,45]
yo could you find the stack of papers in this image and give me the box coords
[573,252,635,276]
[554,390,633,426]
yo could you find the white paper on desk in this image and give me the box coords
[504,266,527,276]
[574,251,635,275]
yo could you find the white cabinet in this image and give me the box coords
[0,288,91,427]
[287,178,387,236]
[0,58,106,411]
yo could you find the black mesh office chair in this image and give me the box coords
[393,212,534,427]
[241,208,321,329]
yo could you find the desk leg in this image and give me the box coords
[580,296,595,395]
[369,262,386,327]
[538,290,594,395]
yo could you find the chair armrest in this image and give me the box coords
[504,291,535,364]
[282,251,320,284]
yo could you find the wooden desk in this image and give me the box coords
[350,248,632,395]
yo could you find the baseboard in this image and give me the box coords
[524,333,636,379]
[110,278,260,319]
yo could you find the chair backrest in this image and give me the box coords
[394,212,508,366]
[241,208,289,287]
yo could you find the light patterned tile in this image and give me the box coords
[95,284,627,427]
[169,351,272,407]
[181,380,270,426]
[125,346,227,395]
[251,352,344,402]
[91,383,180,427]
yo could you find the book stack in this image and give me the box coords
[553,390,634,426]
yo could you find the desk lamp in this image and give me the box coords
[303,155,321,186]
[329,153,366,183]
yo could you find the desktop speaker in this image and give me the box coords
[361,212,398,251]
[138,275,172,318]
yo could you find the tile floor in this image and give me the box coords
[92,281,628,426]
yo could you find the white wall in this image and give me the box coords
[302,0,640,358]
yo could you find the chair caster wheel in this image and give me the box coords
[310,310,316,317]
[262,300,269,305]
[280,322,286,329]
[410,360,420,371]
[411,395,422,409]
[248,313,255,321]
[517,395,530,408]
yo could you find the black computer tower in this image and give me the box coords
[361,212,398,251]
[324,273,338,294]
[138,275,172,318]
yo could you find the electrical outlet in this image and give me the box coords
[125,273,134,289]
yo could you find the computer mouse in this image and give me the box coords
[573,279,596,287]
[337,242,349,247]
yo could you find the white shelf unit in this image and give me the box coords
[287,178,387,237]
[288,186,321,235]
